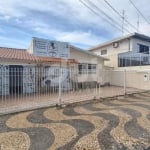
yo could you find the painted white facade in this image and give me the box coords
[90,38,131,67]
[93,38,130,56]
[28,37,108,84]
[0,39,108,96]
[70,46,107,84]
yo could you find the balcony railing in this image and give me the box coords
[118,53,150,67]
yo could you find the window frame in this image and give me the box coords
[88,64,97,74]
[101,49,107,55]
[78,63,97,74]
[78,63,88,74]
[138,44,149,54]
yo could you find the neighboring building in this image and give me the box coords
[89,33,150,69]
[0,37,108,95]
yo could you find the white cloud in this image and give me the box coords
[0,0,116,30]
[0,0,25,18]
[34,27,105,47]
[57,31,102,46]
[0,0,150,48]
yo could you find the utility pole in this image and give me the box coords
[137,13,140,32]
[122,10,125,36]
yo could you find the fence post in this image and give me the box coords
[98,69,102,99]
[130,55,131,66]
[140,53,142,66]
[95,82,97,99]
[124,69,126,96]
[58,67,62,105]
[99,82,101,99]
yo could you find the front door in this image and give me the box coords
[9,65,23,94]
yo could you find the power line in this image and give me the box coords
[86,0,131,33]
[87,0,119,25]
[103,0,137,31]
[137,14,140,32]
[79,0,131,34]
[122,10,125,35]
[79,0,122,31]
[129,0,150,25]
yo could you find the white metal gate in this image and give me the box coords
[0,65,99,114]
[0,66,148,115]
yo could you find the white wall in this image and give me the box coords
[70,47,105,83]
[92,38,131,67]
[93,38,130,56]
[109,70,150,90]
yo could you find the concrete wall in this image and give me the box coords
[109,70,150,90]
[109,71,125,86]
[100,66,113,85]
[126,71,150,90]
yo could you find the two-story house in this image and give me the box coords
[89,33,150,69]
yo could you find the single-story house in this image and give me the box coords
[0,37,108,96]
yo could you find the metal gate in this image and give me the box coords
[0,65,99,114]
[0,65,148,115]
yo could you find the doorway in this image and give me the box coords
[9,65,23,94]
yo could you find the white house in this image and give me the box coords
[28,37,108,83]
[89,33,150,69]
[0,37,108,96]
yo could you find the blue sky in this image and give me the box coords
[0,0,150,49]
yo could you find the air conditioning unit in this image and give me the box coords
[113,42,119,48]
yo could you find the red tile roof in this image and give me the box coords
[0,47,37,62]
[0,47,78,64]
[37,56,77,63]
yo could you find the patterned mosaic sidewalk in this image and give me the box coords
[0,92,150,150]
